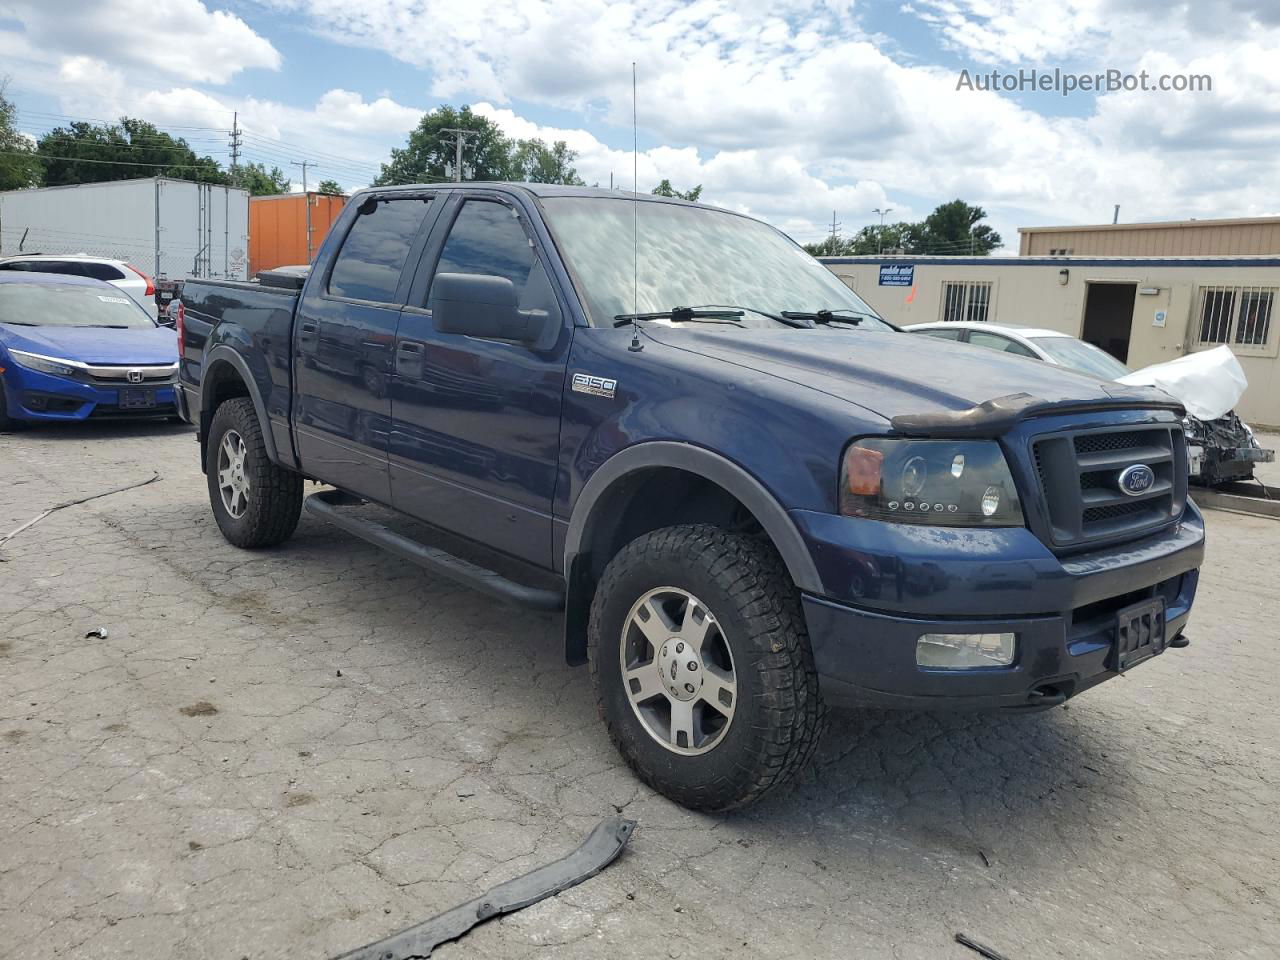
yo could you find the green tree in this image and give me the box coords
[316,178,343,195]
[651,179,702,202]
[802,202,999,257]
[917,199,1002,254]
[510,138,584,185]
[237,162,290,196]
[36,118,227,186]
[0,79,41,190]
[374,105,514,185]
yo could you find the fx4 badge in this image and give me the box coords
[572,373,617,399]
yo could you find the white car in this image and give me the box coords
[905,321,1274,484]
[0,255,159,321]
[903,321,1131,379]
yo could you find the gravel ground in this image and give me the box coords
[2,422,1278,960]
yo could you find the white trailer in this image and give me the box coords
[0,177,250,280]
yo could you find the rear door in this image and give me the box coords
[292,194,440,503]
[388,191,572,568]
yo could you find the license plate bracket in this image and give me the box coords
[1114,598,1166,673]
[119,387,156,410]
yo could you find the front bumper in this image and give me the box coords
[793,504,1204,710]
[1,366,176,422]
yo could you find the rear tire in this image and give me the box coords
[206,397,302,548]
[588,524,826,812]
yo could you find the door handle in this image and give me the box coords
[299,322,318,333]
[397,342,423,353]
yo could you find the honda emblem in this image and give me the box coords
[127,369,144,384]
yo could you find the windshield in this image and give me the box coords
[0,282,156,329]
[541,197,892,330]
[1031,336,1130,379]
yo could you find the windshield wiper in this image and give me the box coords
[612,307,745,327]
[83,324,131,329]
[690,304,813,329]
[1,320,38,326]
[781,309,874,326]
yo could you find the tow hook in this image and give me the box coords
[1026,685,1068,707]
[1169,632,1190,649]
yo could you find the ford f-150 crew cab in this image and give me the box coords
[175,184,1205,811]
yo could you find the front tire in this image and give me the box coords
[588,525,826,811]
[206,397,302,548]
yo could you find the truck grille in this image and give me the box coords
[1031,424,1187,549]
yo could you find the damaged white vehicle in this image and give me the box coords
[906,323,1275,486]
[1118,346,1274,486]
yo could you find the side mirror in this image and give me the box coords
[430,273,552,343]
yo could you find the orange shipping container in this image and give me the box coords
[249,192,347,277]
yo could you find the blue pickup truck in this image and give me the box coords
[175,184,1205,810]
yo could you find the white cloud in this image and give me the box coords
[3,0,280,84]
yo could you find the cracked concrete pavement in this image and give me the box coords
[2,421,1278,960]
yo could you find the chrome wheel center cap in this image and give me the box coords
[658,638,702,702]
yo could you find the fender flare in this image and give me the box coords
[201,345,280,464]
[561,442,823,663]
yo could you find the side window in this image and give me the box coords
[918,328,962,341]
[969,330,1035,357]
[80,262,126,282]
[328,197,433,303]
[1,260,84,275]
[429,200,536,301]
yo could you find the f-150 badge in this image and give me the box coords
[572,373,617,399]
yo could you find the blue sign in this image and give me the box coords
[879,263,914,286]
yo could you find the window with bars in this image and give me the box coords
[941,281,992,323]
[1194,285,1276,354]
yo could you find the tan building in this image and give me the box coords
[1019,216,1280,257]
[821,254,1280,427]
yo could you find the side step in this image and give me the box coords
[303,490,564,610]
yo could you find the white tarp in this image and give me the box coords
[1118,346,1248,421]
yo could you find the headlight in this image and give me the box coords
[840,438,1024,526]
[9,349,83,378]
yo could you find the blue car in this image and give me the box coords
[0,272,179,429]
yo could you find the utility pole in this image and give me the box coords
[292,160,315,261]
[873,207,893,255]
[441,128,480,182]
[228,112,242,187]
[827,210,841,254]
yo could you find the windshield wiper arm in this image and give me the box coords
[612,307,745,327]
[781,309,875,326]
[1,321,38,326]
[687,304,813,329]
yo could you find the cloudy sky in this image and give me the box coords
[2,0,1278,250]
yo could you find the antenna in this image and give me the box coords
[630,62,643,352]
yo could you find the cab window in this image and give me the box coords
[328,197,433,303]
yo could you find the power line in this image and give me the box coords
[0,148,228,172]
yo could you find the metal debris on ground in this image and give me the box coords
[955,932,1014,960]
[84,627,109,639]
[332,817,636,960]
[0,472,161,547]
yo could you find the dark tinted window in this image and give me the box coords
[81,262,127,281]
[0,260,89,276]
[430,200,536,299]
[328,198,432,303]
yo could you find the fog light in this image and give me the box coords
[916,632,1016,669]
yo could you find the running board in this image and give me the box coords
[304,489,564,610]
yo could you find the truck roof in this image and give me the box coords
[362,182,729,213]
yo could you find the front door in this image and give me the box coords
[389,193,572,568]
[293,194,438,503]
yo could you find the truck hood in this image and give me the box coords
[649,328,1168,424]
[0,322,177,366]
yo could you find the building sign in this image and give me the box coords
[879,263,915,286]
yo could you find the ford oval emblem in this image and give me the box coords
[1118,463,1156,496]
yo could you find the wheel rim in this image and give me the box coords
[216,429,250,519]
[619,586,737,756]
